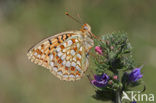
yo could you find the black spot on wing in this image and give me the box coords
[48,39,52,45]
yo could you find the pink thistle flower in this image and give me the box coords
[95,46,103,55]
[113,75,118,80]
[110,46,114,50]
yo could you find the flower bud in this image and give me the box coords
[113,75,118,80]
[95,46,103,55]
[129,67,143,82]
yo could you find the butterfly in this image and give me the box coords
[27,13,95,81]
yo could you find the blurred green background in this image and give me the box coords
[0,0,156,103]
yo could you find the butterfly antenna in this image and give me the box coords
[65,12,82,24]
[77,13,83,24]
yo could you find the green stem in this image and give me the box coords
[115,71,121,103]
[116,90,121,103]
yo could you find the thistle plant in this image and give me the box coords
[90,32,145,103]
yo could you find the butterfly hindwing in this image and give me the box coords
[27,31,87,81]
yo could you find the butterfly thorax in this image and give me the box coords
[80,24,91,35]
[80,24,94,50]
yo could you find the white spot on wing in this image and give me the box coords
[76,66,81,72]
[63,42,67,47]
[50,62,54,67]
[69,74,75,78]
[61,54,66,60]
[66,61,71,67]
[77,43,80,48]
[49,54,53,60]
[80,47,82,51]
[58,52,63,57]
[68,40,72,46]
[73,57,76,61]
[62,60,66,65]
[77,61,81,66]
[56,47,61,52]
[63,74,68,78]
[77,54,81,59]
[63,49,66,52]
[66,55,70,60]
[53,67,58,72]
[71,50,75,56]
[75,39,78,42]
[38,55,41,58]
[58,71,62,75]
[34,52,37,56]
[76,74,80,78]
[67,51,70,55]
[71,62,76,67]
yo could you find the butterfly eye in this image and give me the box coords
[84,26,88,30]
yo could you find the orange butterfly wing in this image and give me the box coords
[27,31,88,81]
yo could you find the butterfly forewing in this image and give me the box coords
[27,31,87,81]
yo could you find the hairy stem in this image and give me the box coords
[115,90,121,103]
[115,72,121,103]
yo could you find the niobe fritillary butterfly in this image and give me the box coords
[27,12,96,81]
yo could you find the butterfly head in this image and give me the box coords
[81,24,91,32]
[81,24,92,36]
[81,23,95,39]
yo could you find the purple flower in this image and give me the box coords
[95,46,103,55]
[129,67,143,82]
[91,73,109,87]
[131,101,136,103]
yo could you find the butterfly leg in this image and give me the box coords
[89,32,105,42]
